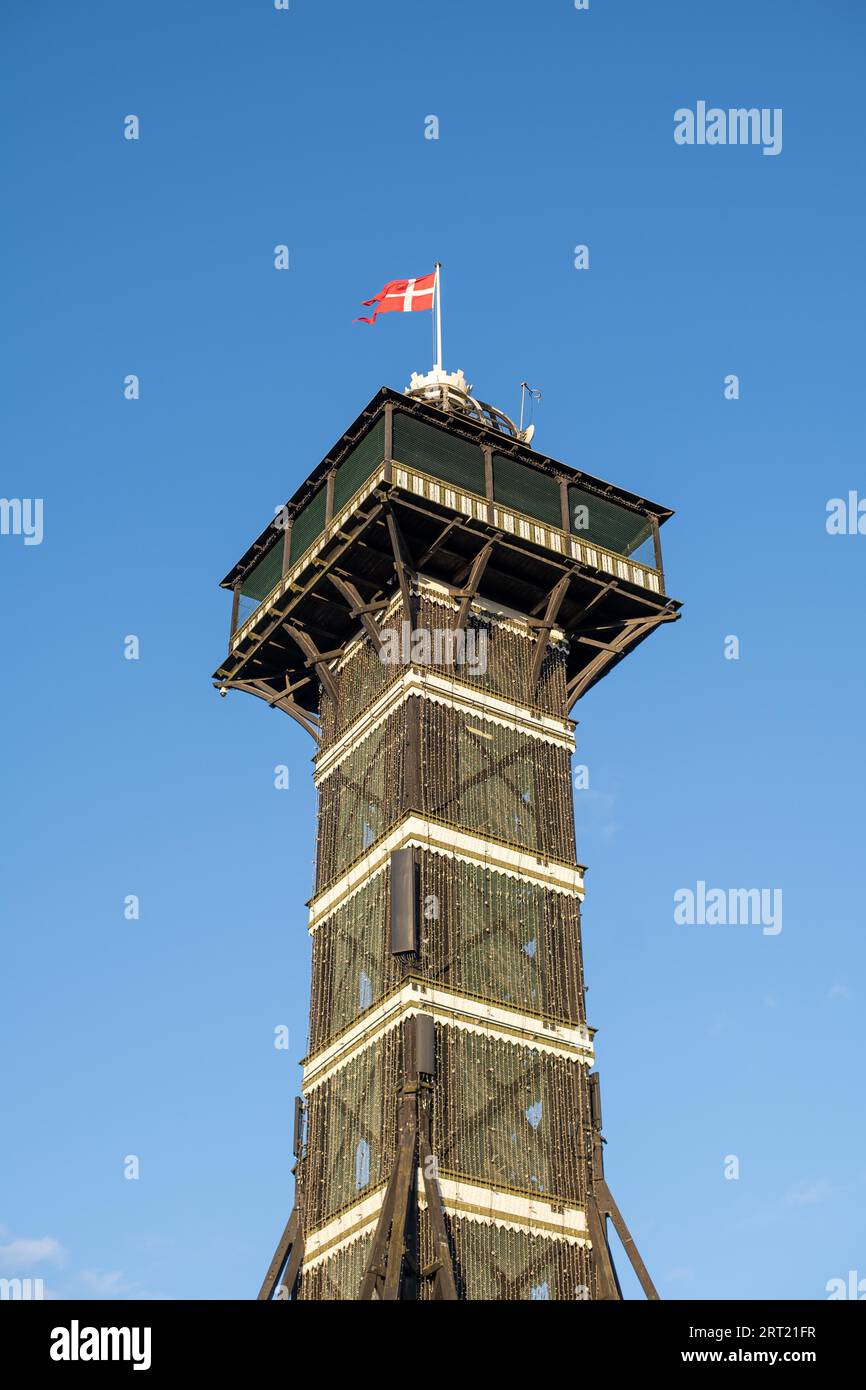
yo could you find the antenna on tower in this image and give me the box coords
[519,381,542,436]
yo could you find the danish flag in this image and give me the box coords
[356,272,436,324]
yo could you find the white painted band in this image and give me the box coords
[302,982,594,1092]
[315,667,575,784]
[308,814,585,931]
[302,1177,590,1270]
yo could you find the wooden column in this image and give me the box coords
[559,478,571,534]
[229,583,240,647]
[383,402,394,484]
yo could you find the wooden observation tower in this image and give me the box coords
[213,364,680,1300]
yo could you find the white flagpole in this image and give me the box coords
[434,262,443,371]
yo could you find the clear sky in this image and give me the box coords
[2,0,864,1300]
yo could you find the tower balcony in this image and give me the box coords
[213,388,680,731]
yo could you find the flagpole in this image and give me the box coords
[434,262,443,371]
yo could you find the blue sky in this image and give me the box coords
[2,0,863,1300]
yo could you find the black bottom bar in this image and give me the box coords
[3,1298,857,1376]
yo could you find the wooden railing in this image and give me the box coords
[231,460,663,650]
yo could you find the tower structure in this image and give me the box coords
[214,368,680,1300]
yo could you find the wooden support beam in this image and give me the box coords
[573,635,625,654]
[567,609,680,708]
[327,574,387,657]
[418,1097,458,1300]
[584,1192,622,1301]
[417,517,463,569]
[283,624,340,708]
[339,595,391,616]
[530,572,571,689]
[382,1091,419,1300]
[597,1180,660,1301]
[560,579,617,628]
[358,1044,459,1301]
[302,646,345,664]
[257,1207,303,1300]
[358,1092,419,1301]
[585,1072,659,1301]
[452,541,493,633]
[260,675,316,710]
[217,679,321,741]
[358,1175,402,1300]
[270,675,312,699]
[385,508,416,625]
[280,1228,306,1299]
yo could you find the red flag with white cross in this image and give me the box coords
[356,272,436,324]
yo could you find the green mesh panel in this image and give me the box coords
[303,1021,588,1232]
[298,1232,375,1301]
[318,591,569,744]
[316,700,574,890]
[393,413,486,493]
[240,537,283,601]
[303,1031,400,1220]
[443,1218,591,1301]
[449,1033,552,1195]
[309,854,583,1056]
[568,484,654,560]
[290,486,328,565]
[333,418,385,513]
[454,721,539,845]
[493,454,562,528]
[298,1213,592,1301]
[434,857,583,1023]
[434,1028,588,1205]
[315,704,408,887]
[311,857,583,1053]
[418,705,575,865]
[309,872,400,1050]
[458,868,545,1011]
